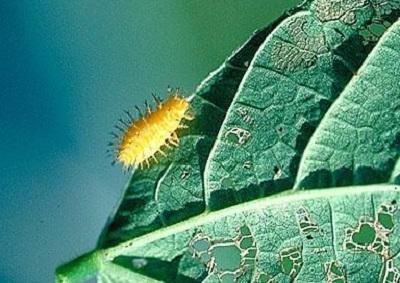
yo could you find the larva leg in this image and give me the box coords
[178,124,188,129]
[163,141,173,149]
[171,132,180,143]
[184,113,194,121]
[168,138,179,147]
[158,149,167,157]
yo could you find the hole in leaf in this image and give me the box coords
[212,244,242,272]
[188,225,258,281]
[352,223,376,245]
[279,246,303,278]
[344,202,397,258]
[325,261,346,283]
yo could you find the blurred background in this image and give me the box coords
[0,1,299,282]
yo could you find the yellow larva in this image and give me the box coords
[111,89,193,169]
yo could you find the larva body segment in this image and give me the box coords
[116,91,192,169]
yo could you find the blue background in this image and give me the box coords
[0,1,297,282]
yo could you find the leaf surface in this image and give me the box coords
[57,1,400,282]
[295,19,400,189]
[98,262,161,283]
[100,0,400,248]
[98,7,300,247]
[204,0,395,209]
[59,185,400,282]
[113,185,400,283]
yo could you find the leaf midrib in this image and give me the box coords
[104,183,398,260]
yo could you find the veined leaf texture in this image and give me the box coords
[57,1,400,282]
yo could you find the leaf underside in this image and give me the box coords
[57,1,400,282]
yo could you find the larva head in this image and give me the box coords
[111,90,192,170]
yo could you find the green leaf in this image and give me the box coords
[58,185,400,282]
[204,0,400,209]
[295,18,400,189]
[57,1,400,282]
[98,6,300,248]
[55,253,161,283]
[113,185,400,283]
[100,0,393,247]
[98,262,161,283]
